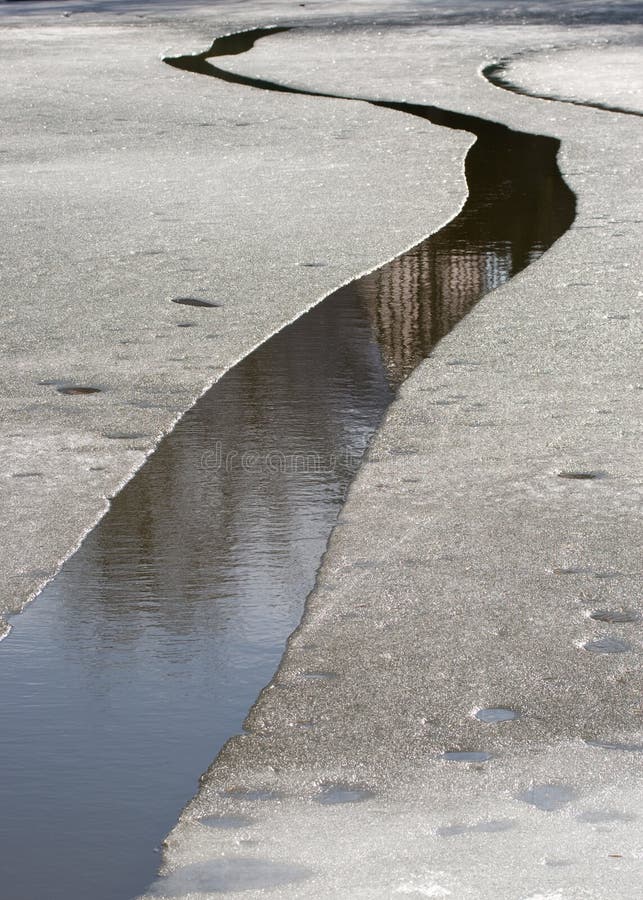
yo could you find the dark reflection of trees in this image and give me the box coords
[54,284,393,654]
[356,118,575,385]
[169,37,574,389]
[53,106,574,654]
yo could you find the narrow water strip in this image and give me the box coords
[0,28,575,900]
[483,54,643,118]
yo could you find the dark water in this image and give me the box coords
[0,28,574,900]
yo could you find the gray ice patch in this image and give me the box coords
[441,751,492,762]
[589,608,641,624]
[148,857,312,895]
[198,814,254,829]
[584,738,643,753]
[315,783,375,805]
[474,707,520,723]
[518,783,576,811]
[583,636,631,653]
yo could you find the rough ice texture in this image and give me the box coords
[502,44,643,113]
[0,2,641,897]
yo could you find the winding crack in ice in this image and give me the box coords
[483,48,643,118]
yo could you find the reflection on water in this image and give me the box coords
[166,28,574,385]
[357,123,569,382]
[0,28,574,900]
[0,290,393,900]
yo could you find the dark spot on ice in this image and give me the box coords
[590,609,641,624]
[148,858,311,896]
[171,296,222,308]
[518,784,576,811]
[441,751,492,762]
[315,783,375,805]
[104,432,148,441]
[552,568,621,581]
[176,322,197,328]
[198,814,254,829]
[584,738,643,753]
[583,637,631,654]
[298,261,328,267]
[56,385,102,395]
[475,708,520,724]
[558,470,607,480]
[11,472,43,478]
[349,560,378,570]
